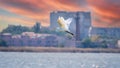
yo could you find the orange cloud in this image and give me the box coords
[0,0,50,26]
[0,15,34,26]
[0,0,120,29]
[87,0,120,27]
[0,0,88,28]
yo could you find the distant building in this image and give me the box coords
[0,33,1,37]
[0,32,75,47]
[50,11,91,40]
[33,22,41,33]
[91,27,120,39]
[64,37,76,47]
[117,40,120,48]
[0,33,12,45]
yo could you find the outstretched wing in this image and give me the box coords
[65,18,72,27]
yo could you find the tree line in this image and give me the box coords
[1,22,41,35]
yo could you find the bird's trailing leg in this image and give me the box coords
[65,31,74,36]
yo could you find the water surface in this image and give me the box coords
[0,52,120,68]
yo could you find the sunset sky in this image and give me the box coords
[0,0,120,31]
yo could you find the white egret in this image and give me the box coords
[57,16,74,36]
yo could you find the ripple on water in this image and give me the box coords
[0,52,120,68]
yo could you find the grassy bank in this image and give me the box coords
[0,47,120,53]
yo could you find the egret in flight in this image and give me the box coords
[57,16,74,36]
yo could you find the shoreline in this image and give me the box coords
[0,47,120,53]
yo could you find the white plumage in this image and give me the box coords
[57,16,73,36]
